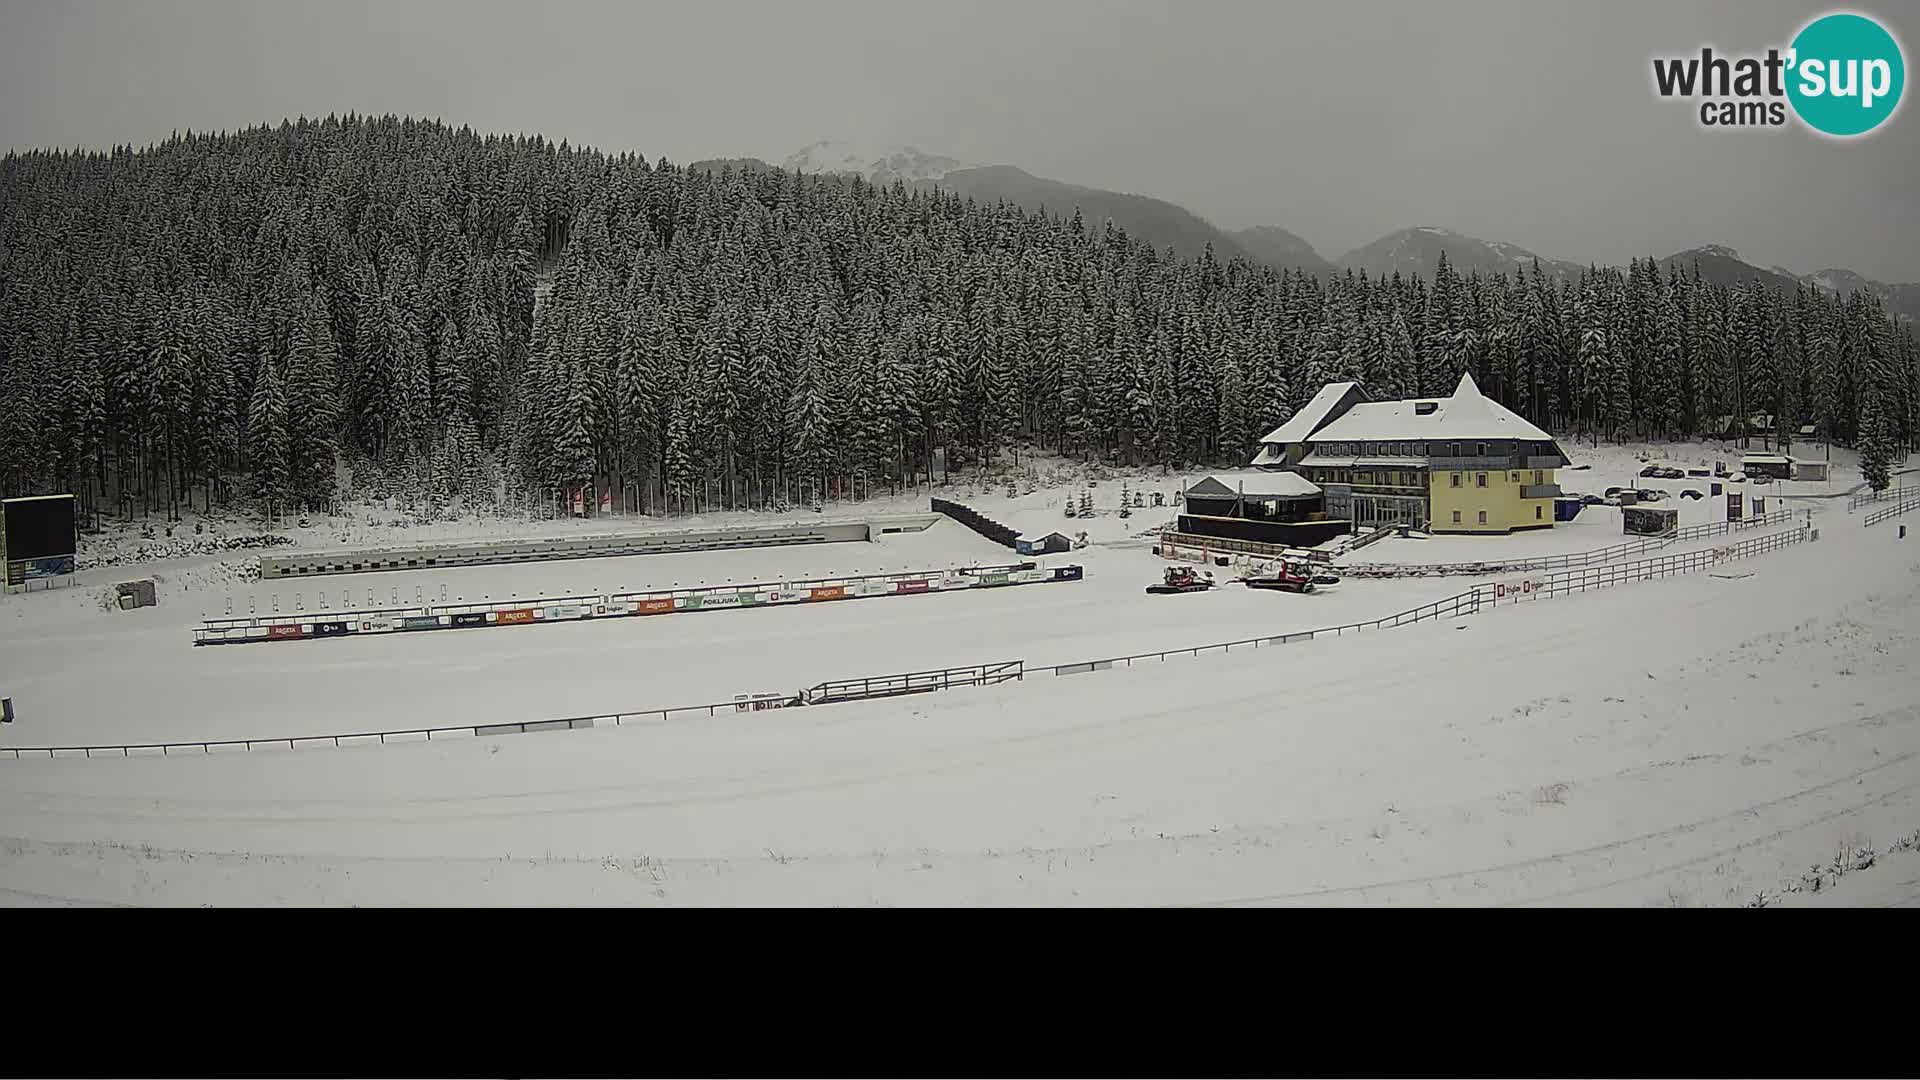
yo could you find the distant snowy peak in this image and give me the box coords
[1796,266,1920,324]
[1808,268,1872,296]
[781,140,969,185]
[1337,226,1584,281]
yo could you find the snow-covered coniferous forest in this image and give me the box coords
[2,116,1915,520]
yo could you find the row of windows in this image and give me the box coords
[1313,469,1423,487]
[1448,470,1547,488]
[1449,506,1547,524]
[1307,439,1562,459]
[1315,440,1507,458]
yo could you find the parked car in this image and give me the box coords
[1752,474,1774,484]
[1580,493,1607,505]
[1604,485,1627,497]
[1636,489,1668,502]
[1681,489,1705,500]
[1640,465,1662,477]
[1729,471,1747,483]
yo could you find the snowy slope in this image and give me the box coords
[1,504,1914,907]
[3,440,1914,907]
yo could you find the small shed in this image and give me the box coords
[1015,531,1074,555]
[1741,453,1794,480]
[1623,504,1679,537]
[115,579,157,610]
[1792,461,1830,482]
[1552,496,1586,522]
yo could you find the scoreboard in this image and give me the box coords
[2,494,78,588]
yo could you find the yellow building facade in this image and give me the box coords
[1428,465,1559,534]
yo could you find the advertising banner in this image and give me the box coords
[1494,578,1538,603]
[5,555,75,586]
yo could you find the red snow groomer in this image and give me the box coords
[1146,565,1215,594]
[1242,558,1331,594]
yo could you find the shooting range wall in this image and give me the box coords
[255,513,941,579]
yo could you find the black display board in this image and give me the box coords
[2,494,78,586]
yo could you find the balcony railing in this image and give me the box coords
[1428,455,1518,471]
[1520,483,1562,499]
[1525,455,1567,470]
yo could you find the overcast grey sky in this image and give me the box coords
[4,0,1917,279]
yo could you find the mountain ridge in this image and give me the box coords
[768,140,1915,319]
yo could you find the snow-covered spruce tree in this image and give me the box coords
[1647,288,1684,440]
[245,346,291,509]
[1858,391,1894,491]
[1216,333,1250,465]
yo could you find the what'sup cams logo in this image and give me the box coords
[1653,11,1905,136]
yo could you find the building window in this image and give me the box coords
[1450,473,1462,488]
[1476,473,1487,488]
[1535,505,1543,520]
[1452,510,1462,524]
[1534,470,1543,484]
[1510,472,1520,483]
[1476,443,1487,456]
[1478,510,1488,524]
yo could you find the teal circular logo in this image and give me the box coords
[1787,12,1905,136]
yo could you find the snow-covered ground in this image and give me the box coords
[2,442,1914,906]
[0,518,1472,747]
